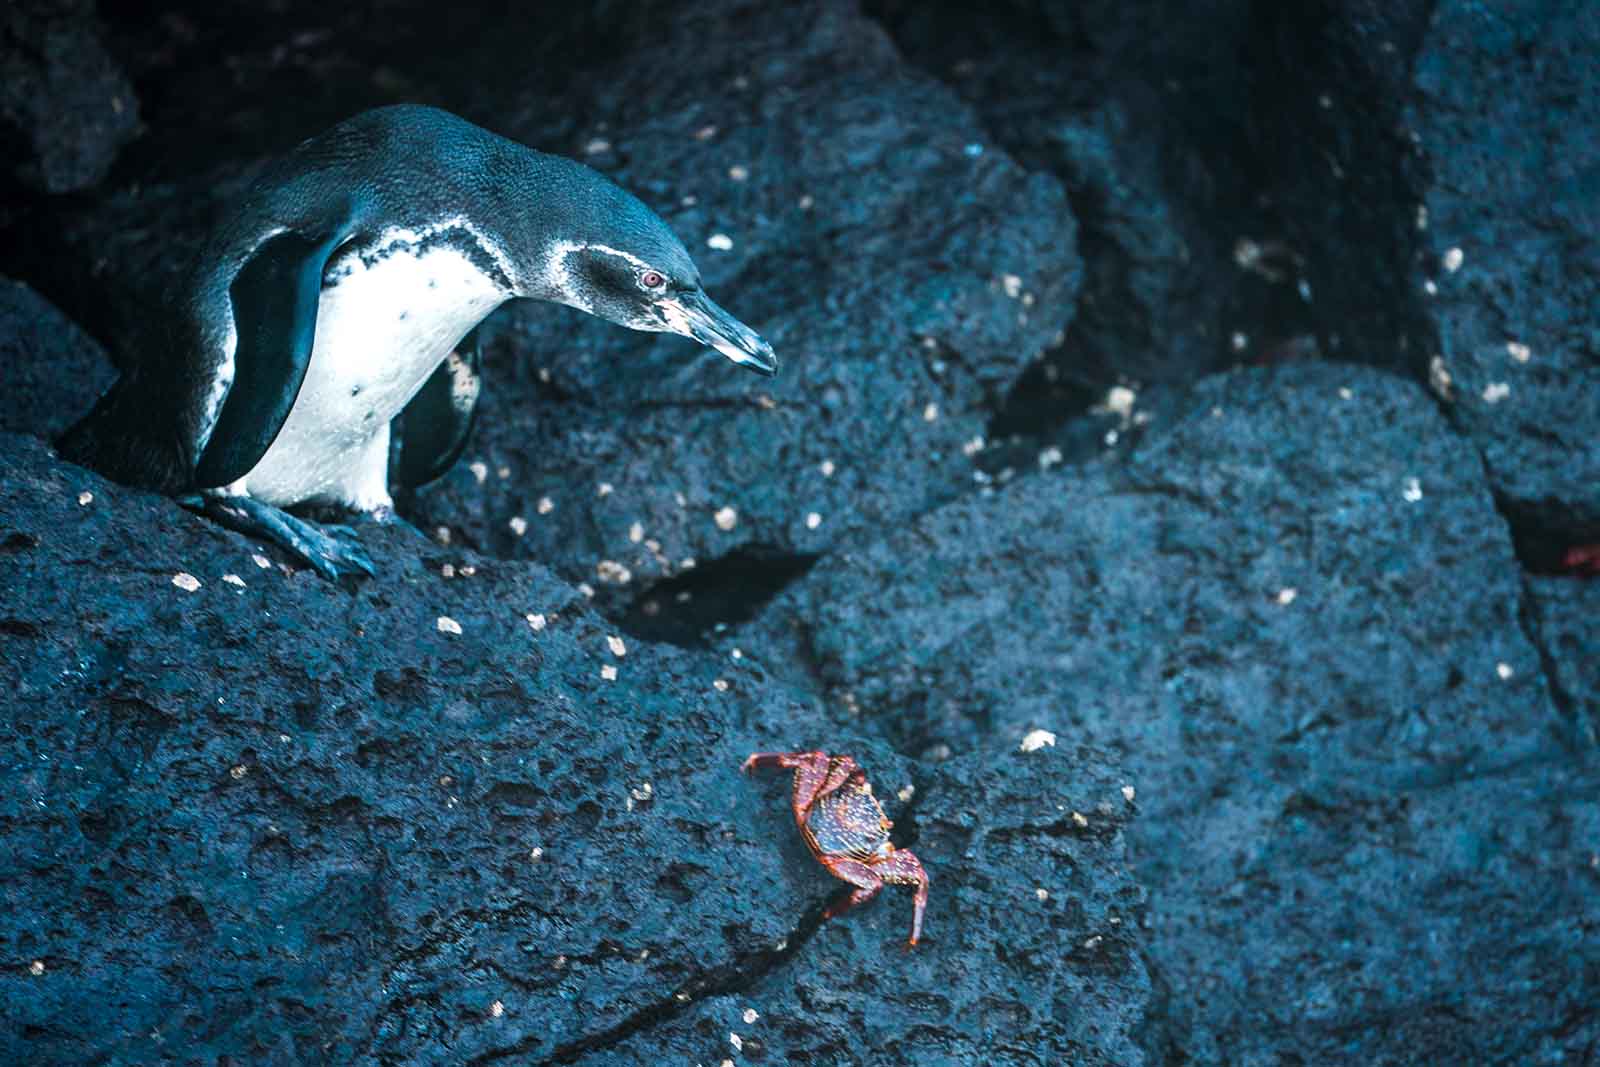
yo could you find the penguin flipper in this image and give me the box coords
[389,324,483,491]
[192,227,350,489]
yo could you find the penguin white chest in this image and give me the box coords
[238,237,507,509]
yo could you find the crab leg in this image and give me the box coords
[818,857,884,918]
[877,848,929,946]
[742,750,861,819]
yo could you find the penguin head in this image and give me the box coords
[537,186,776,376]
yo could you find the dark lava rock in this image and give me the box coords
[0,0,140,194]
[0,278,117,438]
[1527,575,1600,743]
[740,361,1600,1062]
[570,745,1149,1067]
[410,0,1080,618]
[0,432,1148,1065]
[873,0,1435,412]
[1409,0,1600,553]
[22,0,1081,625]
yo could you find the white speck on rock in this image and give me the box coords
[172,572,201,592]
[694,124,717,140]
[601,664,618,681]
[714,506,738,531]
[1071,811,1089,828]
[469,461,488,484]
[597,482,614,497]
[707,233,734,251]
[537,496,554,515]
[77,491,93,506]
[1039,446,1063,470]
[1482,381,1511,404]
[1231,331,1248,352]
[1402,477,1423,503]
[728,164,749,181]
[1416,204,1429,230]
[222,574,245,588]
[597,560,632,584]
[1102,385,1137,419]
[1036,887,1049,901]
[584,138,611,155]
[1276,587,1298,605]
[436,616,462,635]
[1506,341,1531,363]
[441,564,456,579]
[490,1000,504,1018]
[713,678,729,692]
[897,783,915,803]
[578,582,595,599]
[29,960,44,976]
[923,402,939,422]
[509,516,528,536]
[607,635,627,657]
[729,1033,743,1052]
[963,435,986,457]
[1423,279,1438,296]
[229,764,247,780]
[1338,387,1353,400]
[820,459,836,477]
[805,512,822,530]
[530,846,544,860]
[526,613,547,631]
[629,521,644,543]
[1002,273,1023,298]
[742,1007,759,1025]
[1019,728,1056,753]
[1428,355,1453,400]
[1122,784,1136,803]
[1442,247,1464,272]
[1496,662,1514,681]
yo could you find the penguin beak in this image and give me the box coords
[666,290,777,376]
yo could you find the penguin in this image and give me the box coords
[57,104,776,579]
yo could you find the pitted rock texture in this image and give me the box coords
[410,0,1080,615]
[740,362,1600,1063]
[570,742,1148,1067]
[0,0,140,194]
[0,433,1148,1065]
[0,279,117,439]
[1409,0,1600,549]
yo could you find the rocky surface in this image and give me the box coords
[0,0,1597,1064]
[405,0,1082,619]
[0,279,117,439]
[0,0,140,195]
[1409,0,1600,558]
[740,362,1600,1063]
[0,431,1149,1065]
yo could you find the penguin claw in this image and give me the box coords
[179,493,378,581]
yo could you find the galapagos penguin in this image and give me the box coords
[58,104,776,579]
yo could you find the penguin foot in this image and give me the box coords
[178,494,377,581]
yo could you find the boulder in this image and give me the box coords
[740,361,1600,1062]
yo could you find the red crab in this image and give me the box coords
[742,750,929,946]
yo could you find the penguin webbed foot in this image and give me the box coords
[178,494,377,581]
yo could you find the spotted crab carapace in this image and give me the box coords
[742,750,928,946]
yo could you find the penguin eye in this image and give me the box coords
[640,270,665,290]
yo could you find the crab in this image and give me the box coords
[742,750,929,946]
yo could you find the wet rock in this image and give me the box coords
[0,432,1148,1065]
[0,278,116,438]
[570,743,1150,1067]
[1409,0,1600,552]
[0,0,140,194]
[407,0,1080,615]
[875,0,1434,416]
[740,361,1600,1062]
[1527,575,1600,742]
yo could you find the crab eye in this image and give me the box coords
[640,270,665,289]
